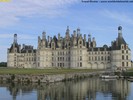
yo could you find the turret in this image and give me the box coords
[38,36,41,49]
[42,32,46,40]
[48,36,50,42]
[66,26,70,39]
[73,30,77,38]
[92,37,96,47]
[84,34,86,46]
[88,34,91,48]
[58,33,60,40]
[73,30,77,46]
[77,28,80,38]
[47,36,50,48]
[14,34,17,44]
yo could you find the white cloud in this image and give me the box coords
[102,10,133,25]
[0,0,78,27]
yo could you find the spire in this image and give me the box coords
[14,34,17,44]
[118,26,122,38]
[117,26,127,45]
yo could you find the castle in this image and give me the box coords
[7,26,131,69]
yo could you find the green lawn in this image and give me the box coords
[0,68,103,75]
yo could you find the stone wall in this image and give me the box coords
[0,72,104,83]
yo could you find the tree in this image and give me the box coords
[0,62,7,67]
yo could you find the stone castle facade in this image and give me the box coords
[7,26,131,69]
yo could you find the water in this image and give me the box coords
[0,79,133,100]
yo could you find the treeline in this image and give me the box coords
[0,62,7,67]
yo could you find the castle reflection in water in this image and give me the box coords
[0,79,131,100]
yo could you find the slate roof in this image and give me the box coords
[9,43,20,53]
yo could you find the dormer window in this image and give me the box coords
[79,41,82,44]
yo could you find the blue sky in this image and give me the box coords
[0,0,133,62]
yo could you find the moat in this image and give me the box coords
[0,78,133,100]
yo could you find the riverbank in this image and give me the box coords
[0,68,104,83]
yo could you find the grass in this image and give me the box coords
[0,68,103,75]
[127,68,133,71]
[122,68,133,76]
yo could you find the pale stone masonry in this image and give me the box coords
[7,26,131,69]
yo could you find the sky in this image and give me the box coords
[0,0,133,62]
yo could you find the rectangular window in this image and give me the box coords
[127,62,128,67]
[122,55,124,60]
[89,57,91,61]
[68,57,70,61]
[52,52,54,56]
[98,56,100,61]
[95,57,97,61]
[122,62,124,67]
[108,56,110,60]
[80,56,82,61]
[126,56,128,60]
[80,62,82,67]
[60,57,62,61]
[101,56,103,60]
[80,50,82,54]
[122,50,124,53]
